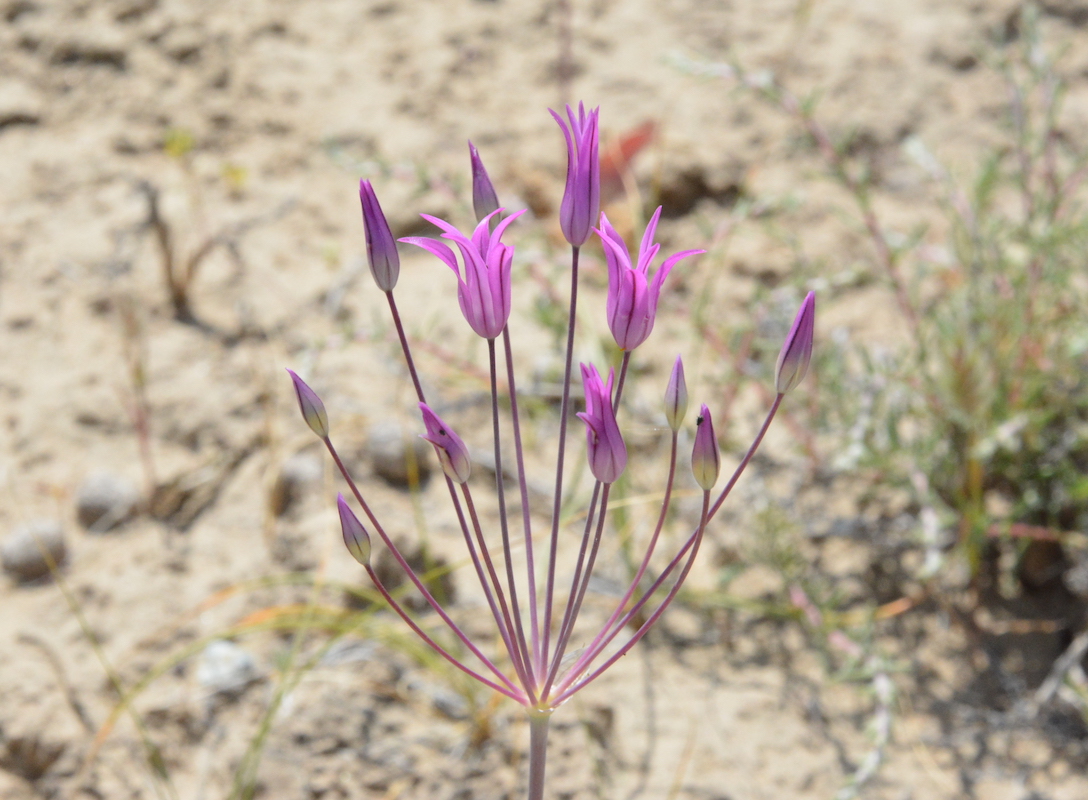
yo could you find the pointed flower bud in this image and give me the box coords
[337,493,371,566]
[664,355,688,432]
[419,403,472,484]
[577,363,627,484]
[286,369,329,439]
[691,405,721,491]
[401,208,526,340]
[359,180,400,292]
[597,208,704,351]
[774,291,816,394]
[550,102,600,247]
[469,141,500,224]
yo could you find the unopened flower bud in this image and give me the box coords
[774,291,815,394]
[287,369,329,439]
[359,180,400,292]
[691,405,720,491]
[419,403,472,484]
[469,141,500,224]
[337,494,371,566]
[664,356,687,431]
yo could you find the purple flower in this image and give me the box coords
[577,363,627,484]
[691,405,720,491]
[550,103,600,247]
[359,180,400,292]
[664,355,688,432]
[337,493,372,566]
[596,208,704,351]
[469,141,500,224]
[774,291,816,394]
[286,369,329,439]
[419,403,472,484]
[401,209,526,340]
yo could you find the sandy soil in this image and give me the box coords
[4,0,1088,798]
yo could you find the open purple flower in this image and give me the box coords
[419,402,472,484]
[597,208,704,351]
[550,103,600,247]
[401,209,526,340]
[577,363,626,484]
[359,180,400,292]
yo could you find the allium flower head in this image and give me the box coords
[419,403,472,484]
[469,141,500,224]
[577,363,627,484]
[286,369,329,440]
[401,209,526,340]
[597,208,704,351]
[774,291,816,394]
[550,102,600,247]
[691,405,721,491]
[359,180,400,292]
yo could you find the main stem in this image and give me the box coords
[527,710,552,800]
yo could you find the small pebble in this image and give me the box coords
[367,421,432,488]
[76,472,139,532]
[269,452,322,517]
[196,640,260,698]
[1,520,67,583]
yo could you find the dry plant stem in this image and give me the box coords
[489,338,536,685]
[543,245,581,663]
[323,437,522,696]
[503,327,542,671]
[386,290,426,403]
[554,492,710,703]
[528,709,552,800]
[746,78,919,333]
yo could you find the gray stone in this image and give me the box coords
[367,421,432,488]
[76,472,139,532]
[196,640,260,698]
[269,452,322,517]
[1,520,67,582]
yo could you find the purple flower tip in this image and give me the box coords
[359,180,400,292]
[287,369,329,439]
[597,207,705,351]
[419,403,472,484]
[664,355,688,432]
[469,141,500,224]
[774,291,816,394]
[337,493,372,566]
[576,363,627,484]
[551,102,600,247]
[691,404,721,491]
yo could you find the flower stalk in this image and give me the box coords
[288,106,816,799]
